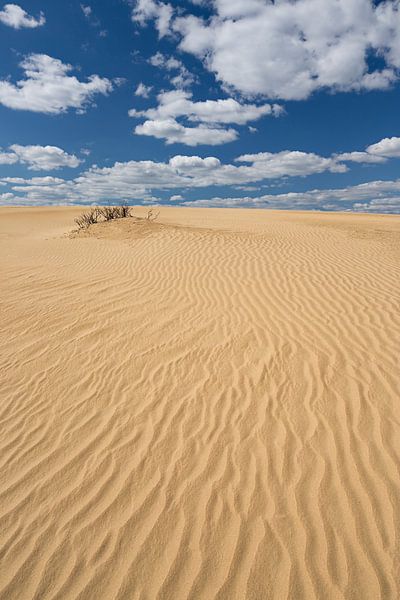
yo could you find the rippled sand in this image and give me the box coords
[0,207,399,600]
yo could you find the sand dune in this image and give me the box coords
[0,206,399,600]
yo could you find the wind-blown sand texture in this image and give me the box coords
[0,207,399,600]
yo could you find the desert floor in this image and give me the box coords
[0,207,399,600]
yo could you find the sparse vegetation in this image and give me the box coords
[146,209,160,222]
[95,204,132,221]
[118,203,132,218]
[74,204,159,230]
[100,206,119,221]
[74,207,102,230]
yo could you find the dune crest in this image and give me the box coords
[0,207,399,600]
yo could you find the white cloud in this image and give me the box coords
[130,89,282,124]
[149,52,181,70]
[352,197,400,212]
[5,168,399,212]
[0,192,15,201]
[80,4,106,34]
[182,178,400,213]
[169,155,221,170]
[0,145,81,170]
[170,70,196,90]
[235,186,260,191]
[135,118,238,145]
[0,151,18,165]
[113,77,127,87]
[366,136,400,158]
[159,0,400,100]
[2,136,400,212]
[335,136,400,162]
[3,176,66,185]
[148,53,196,89]
[170,194,183,201]
[0,148,349,204]
[9,145,81,170]
[0,54,113,114]
[135,82,153,98]
[334,151,387,164]
[236,151,347,176]
[132,0,172,38]
[80,4,92,18]
[0,3,45,29]
[129,89,283,145]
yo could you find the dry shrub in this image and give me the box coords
[74,207,101,229]
[146,209,159,221]
[100,204,132,220]
[118,203,132,218]
[74,203,159,230]
[99,206,118,221]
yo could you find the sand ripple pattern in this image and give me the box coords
[0,207,399,600]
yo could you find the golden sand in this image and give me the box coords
[0,207,399,599]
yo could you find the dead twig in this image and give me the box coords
[74,204,159,230]
[146,209,160,222]
[74,207,101,229]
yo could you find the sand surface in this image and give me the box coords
[0,206,399,600]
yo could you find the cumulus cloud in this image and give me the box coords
[149,52,181,70]
[130,89,283,145]
[0,192,15,201]
[135,118,238,145]
[0,151,18,165]
[132,0,400,100]
[366,136,400,158]
[0,54,113,114]
[0,145,80,170]
[236,151,347,176]
[9,145,81,170]
[2,176,66,185]
[0,3,45,28]
[2,135,400,211]
[132,0,172,38]
[335,136,400,163]
[169,155,221,170]
[4,166,400,213]
[80,4,106,34]
[334,151,387,164]
[182,178,400,213]
[130,89,283,124]
[148,52,196,89]
[80,4,92,18]
[135,82,153,97]
[0,148,349,205]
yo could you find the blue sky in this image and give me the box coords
[1,0,400,212]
